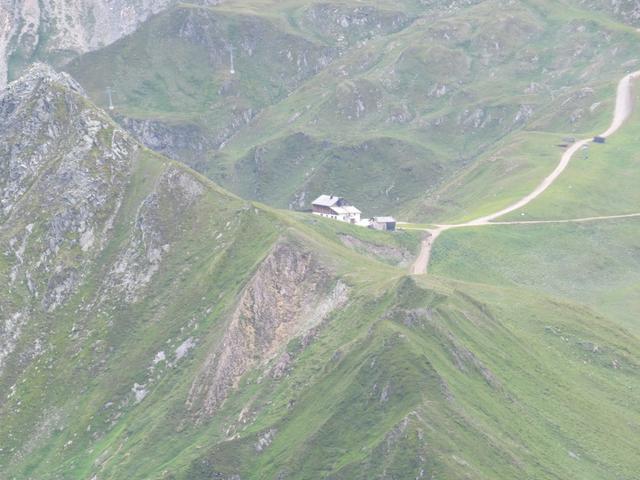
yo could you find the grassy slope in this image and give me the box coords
[226,277,640,480]
[216,0,640,222]
[497,87,640,220]
[2,74,640,480]
[428,37,640,332]
[0,149,277,474]
[3,149,638,478]
[65,0,640,223]
[4,3,640,479]
[12,259,640,480]
[430,220,640,333]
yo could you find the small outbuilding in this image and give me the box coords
[371,216,396,232]
[593,136,606,144]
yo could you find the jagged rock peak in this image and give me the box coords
[1,62,85,99]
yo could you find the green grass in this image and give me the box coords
[64,0,640,224]
[499,88,640,220]
[430,219,640,333]
[409,131,565,222]
[5,2,640,479]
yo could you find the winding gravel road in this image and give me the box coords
[411,70,640,275]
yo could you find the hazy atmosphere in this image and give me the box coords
[1,0,639,478]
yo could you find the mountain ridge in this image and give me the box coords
[1,64,640,479]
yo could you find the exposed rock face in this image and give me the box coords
[335,78,383,120]
[0,0,175,87]
[0,64,87,216]
[0,63,135,371]
[118,117,213,171]
[187,240,349,417]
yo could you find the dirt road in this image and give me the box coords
[410,230,440,275]
[410,70,640,275]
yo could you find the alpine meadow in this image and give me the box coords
[0,0,639,479]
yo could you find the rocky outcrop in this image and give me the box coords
[0,64,86,216]
[0,64,135,372]
[576,0,640,27]
[118,117,214,170]
[0,0,175,88]
[107,165,204,303]
[302,3,411,45]
[334,79,383,120]
[1,64,134,307]
[187,240,349,417]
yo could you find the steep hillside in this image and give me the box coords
[0,0,175,88]
[65,0,640,221]
[2,64,640,480]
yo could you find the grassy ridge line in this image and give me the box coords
[5,40,640,480]
[0,70,425,477]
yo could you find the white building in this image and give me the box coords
[311,195,361,224]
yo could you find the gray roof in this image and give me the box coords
[331,206,361,215]
[373,216,396,223]
[312,194,342,207]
